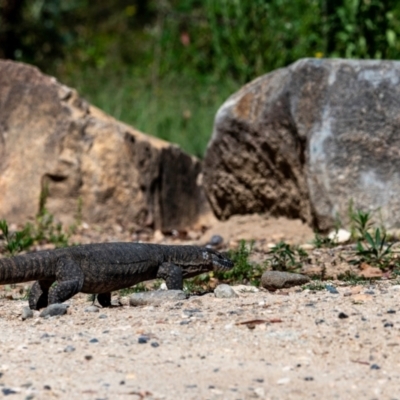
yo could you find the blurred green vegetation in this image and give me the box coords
[1,0,400,156]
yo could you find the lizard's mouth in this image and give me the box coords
[212,257,234,271]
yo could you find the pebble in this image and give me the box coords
[138,336,149,344]
[129,290,188,306]
[89,338,99,343]
[208,234,224,247]
[21,306,33,320]
[370,364,381,370]
[39,303,68,318]
[338,312,349,319]
[214,284,238,298]
[261,271,310,291]
[85,306,100,313]
[151,342,160,348]
[325,285,339,294]
[99,314,108,319]
[328,229,351,243]
[64,345,75,353]
[2,388,17,395]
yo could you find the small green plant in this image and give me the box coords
[0,220,34,256]
[348,201,374,240]
[266,241,308,272]
[32,209,70,248]
[354,228,394,269]
[312,232,336,248]
[119,283,148,296]
[302,281,326,291]
[214,240,263,286]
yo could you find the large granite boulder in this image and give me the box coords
[204,58,400,230]
[0,60,211,231]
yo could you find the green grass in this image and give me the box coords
[61,69,239,158]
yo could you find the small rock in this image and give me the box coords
[21,307,33,320]
[39,304,68,318]
[370,364,381,370]
[111,299,122,307]
[129,290,188,307]
[254,387,265,397]
[304,376,314,381]
[214,284,238,298]
[138,335,149,344]
[2,388,18,395]
[384,322,394,328]
[325,285,339,294]
[151,342,160,348]
[261,271,310,291]
[338,312,349,319]
[387,309,396,314]
[209,234,224,247]
[277,377,290,385]
[85,355,93,360]
[89,338,99,343]
[328,229,351,243]
[64,345,75,353]
[231,285,259,295]
[299,243,315,251]
[99,314,108,319]
[85,306,100,313]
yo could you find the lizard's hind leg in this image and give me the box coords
[97,292,111,307]
[48,257,84,305]
[29,280,54,310]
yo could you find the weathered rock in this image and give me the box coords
[214,284,238,298]
[21,306,34,320]
[204,58,400,230]
[39,303,69,317]
[328,229,351,244]
[261,270,310,291]
[129,290,188,306]
[0,60,212,231]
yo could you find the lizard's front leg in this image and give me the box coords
[29,279,54,310]
[156,262,183,290]
[48,257,84,305]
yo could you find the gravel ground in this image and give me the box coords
[1,215,400,399]
[1,282,400,400]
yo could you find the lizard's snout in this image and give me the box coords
[211,253,234,271]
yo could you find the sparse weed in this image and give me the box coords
[354,228,394,270]
[266,241,308,272]
[119,283,148,296]
[302,281,326,291]
[0,220,34,256]
[348,201,374,241]
[214,240,263,286]
[312,232,336,248]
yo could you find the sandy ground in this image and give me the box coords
[1,215,399,399]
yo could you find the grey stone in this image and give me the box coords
[214,284,238,298]
[84,306,100,313]
[204,58,400,230]
[39,303,68,318]
[129,290,188,307]
[261,271,310,291]
[21,306,33,321]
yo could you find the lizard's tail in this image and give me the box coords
[0,251,54,284]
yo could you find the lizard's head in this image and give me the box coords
[202,248,234,272]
